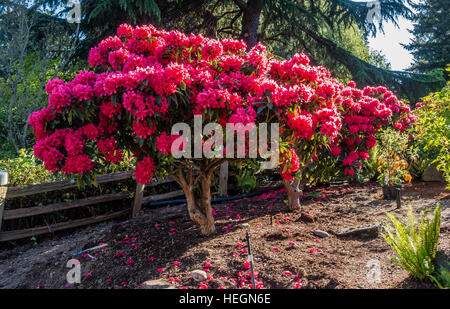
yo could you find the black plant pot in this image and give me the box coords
[382,185,402,200]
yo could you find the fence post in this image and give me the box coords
[132,182,145,218]
[0,171,9,232]
[219,161,229,196]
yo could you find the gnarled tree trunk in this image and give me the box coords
[172,159,225,235]
[182,173,216,235]
[282,146,318,212]
[283,178,303,212]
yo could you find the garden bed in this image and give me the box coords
[0,181,448,289]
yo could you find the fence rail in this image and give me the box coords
[0,171,180,242]
[4,171,134,199]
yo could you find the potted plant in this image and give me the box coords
[376,128,412,199]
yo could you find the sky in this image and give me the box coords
[367,17,415,71]
[357,0,422,71]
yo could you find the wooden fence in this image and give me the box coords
[0,171,185,242]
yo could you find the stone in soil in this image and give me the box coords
[313,230,331,238]
[338,223,381,238]
[422,164,445,182]
[141,279,175,289]
[191,270,207,282]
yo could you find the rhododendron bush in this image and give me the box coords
[259,55,416,210]
[29,24,416,235]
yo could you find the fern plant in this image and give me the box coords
[382,204,441,284]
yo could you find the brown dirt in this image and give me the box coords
[0,181,448,289]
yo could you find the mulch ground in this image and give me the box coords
[0,181,448,289]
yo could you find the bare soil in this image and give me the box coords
[0,181,448,289]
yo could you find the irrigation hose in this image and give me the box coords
[144,184,284,208]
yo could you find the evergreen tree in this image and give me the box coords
[404,0,450,79]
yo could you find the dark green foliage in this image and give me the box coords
[4,0,446,132]
[40,0,444,102]
[0,1,82,152]
[235,169,258,193]
[404,0,450,79]
[435,264,450,289]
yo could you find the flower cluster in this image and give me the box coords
[329,83,416,176]
[280,149,300,181]
[29,24,415,184]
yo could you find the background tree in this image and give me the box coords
[43,0,445,102]
[404,0,450,80]
[0,0,80,152]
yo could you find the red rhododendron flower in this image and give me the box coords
[244,260,250,270]
[135,157,156,184]
[280,148,300,181]
[62,154,94,175]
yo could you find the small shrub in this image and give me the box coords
[360,144,380,181]
[408,151,433,179]
[234,161,259,193]
[376,128,412,186]
[0,149,136,187]
[382,204,441,284]
[0,140,17,160]
[412,76,450,188]
[0,149,63,186]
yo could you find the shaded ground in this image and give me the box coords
[0,181,448,289]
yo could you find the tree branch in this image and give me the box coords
[232,0,247,11]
